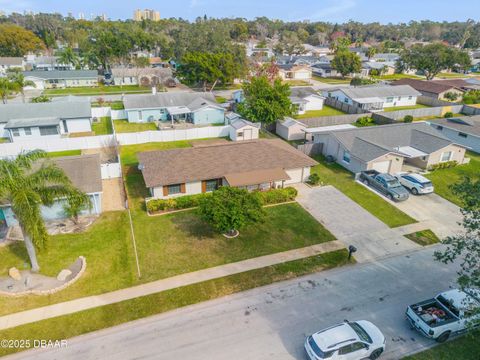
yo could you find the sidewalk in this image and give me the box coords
[0,240,344,331]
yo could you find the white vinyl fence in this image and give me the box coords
[91,107,127,120]
[0,126,231,158]
[100,162,122,179]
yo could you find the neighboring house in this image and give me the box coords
[123,92,225,125]
[0,154,103,227]
[431,78,480,92]
[138,139,317,199]
[289,87,325,115]
[311,122,466,174]
[371,53,400,62]
[392,79,464,101]
[323,85,421,111]
[232,89,245,103]
[24,55,74,71]
[311,63,341,78]
[278,64,312,81]
[229,118,260,141]
[363,61,395,75]
[0,57,25,74]
[0,98,92,142]
[427,116,480,153]
[276,55,323,67]
[110,67,172,86]
[22,70,99,90]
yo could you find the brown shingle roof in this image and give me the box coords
[137,139,318,187]
[392,79,462,95]
[52,154,102,194]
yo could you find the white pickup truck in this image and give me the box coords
[406,289,480,342]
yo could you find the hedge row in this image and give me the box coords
[146,187,298,213]
[428,160,458,171]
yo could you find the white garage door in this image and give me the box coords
[371,160,391,173]
[243,128,252,140]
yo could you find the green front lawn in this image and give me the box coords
[436,72,469,79]
[405,229,440,246]
[403,332,480,360]
[296,105,346,119]
[372,74,423,80]
[426,151,480,206]
[313,76,351,84]
[43,85,151,96]
[0,249,352,358]
[113,119,157,133]
[382,104,430,112]
[215,96,228,103]
[284,80,311,86]
[46,150,82,158]
[92,117,113,135]
[311,156,416,228]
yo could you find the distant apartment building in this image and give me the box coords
[134,9,160,21]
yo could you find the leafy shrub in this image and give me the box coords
[403,115,413,123]
[444,112,454,118]
[428,160,458,171]
[443,92,459,101]
[146,187,298,213]
[356,116,375,127]
[350,77,377,86]
[308,173,321,185]
[462,90,480,105]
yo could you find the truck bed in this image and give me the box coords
[409,299,456,327]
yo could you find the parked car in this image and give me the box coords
[359,170,409,202]
[305,320,386,360]
[395,172,434,195]
[406,289,480,342]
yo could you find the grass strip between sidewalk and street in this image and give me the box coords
[404,229,440,246]
[403,331,480,360]
[0,249,352,357]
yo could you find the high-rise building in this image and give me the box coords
[133,9,160,21]
[78,12,85,20]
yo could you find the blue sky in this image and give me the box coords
[1,0,479,23]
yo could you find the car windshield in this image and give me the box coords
[385,179,401,188]
[421,181,433,187]
[308,336,334,359]
[348,323,372,344]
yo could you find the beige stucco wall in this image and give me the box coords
[366,153,404,174]
[438,89,464,101]
[426,144,466,168]
[152,181,203,199]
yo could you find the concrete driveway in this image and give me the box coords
[7,247,460,360]
[295,185,420,262]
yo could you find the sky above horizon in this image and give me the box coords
[0,0,479,23]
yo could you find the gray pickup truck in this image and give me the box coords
[359,170,409,202]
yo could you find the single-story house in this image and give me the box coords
[289,87,325,115]
[0,98,92,142]
[0,154,103,228]
[278,64,312,81]
[229,118,260,141]
[311,122,466,174]
[25,55,74,71]
[392,79,464,101]
[371,53,400,62]
[323,85,421,111]
[427,115,480,153]
[22,70,99,90]
[110,67,173,86]
[311,63,341,78]
[123,92,225,125]
[0,57,25,74]
[138,139,317,199]
[363,61,396,75]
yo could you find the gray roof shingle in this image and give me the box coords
[430,116,480,137]
[5,117,59,129]
[340,85,421,100]
[23,70,98,80]
[123,92,217,110]
[51,154,102,194]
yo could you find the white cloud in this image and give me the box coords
[306,0,357,21]
[0,0,35,14]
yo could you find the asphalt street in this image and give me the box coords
[5,246,460,360]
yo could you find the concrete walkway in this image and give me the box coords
[0,240,344,331]
[295,184,421,262]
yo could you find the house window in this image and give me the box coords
[167,184,182,195]
[11,128,20,137]
[342,150,351,164]
[398,96,401,100]
[205,179,219,192]
[440,151,452,162]
[386,97,393,103]
[344,98,349,103]
[436,125,443,131]
[408,96,413,100]
[237,132,243,137]
[458,132,468,138]
[24,127,31,135]
[39,126,59,136]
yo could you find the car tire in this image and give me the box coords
[412,188,419,195]
[436,332,450,343]
[363,179,369,186]
[387,194,393,201]
[369,348,383,359]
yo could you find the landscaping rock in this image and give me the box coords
[8,267,22,281]
[56,269,72,281]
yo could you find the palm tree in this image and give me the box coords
[0,151,84,272]
[58,47,80,69]
[9,73,36,103]
[0,77,16,104]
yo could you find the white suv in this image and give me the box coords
[395,172,434,195]
[305,320,385,360]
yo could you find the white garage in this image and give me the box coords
[229,118,260,141]
[371,160,391,173]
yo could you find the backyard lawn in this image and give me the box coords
[382,104,430,112]
[436,72,469,79]
[46,150,82,158]
[113,119,157,133]
[313,76,351,84]
[92,100,125,110]
[372,74,423,80]
[92,117,113,135]
[296,105,346,119]
[426,151,480,206]
[403,332,480,360]
[311,155,416,228]
[43,85,151,95]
